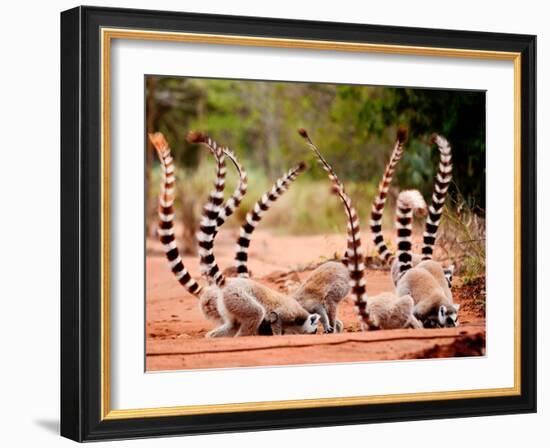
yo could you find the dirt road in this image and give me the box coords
[146,229,485,371]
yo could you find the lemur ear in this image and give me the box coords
[448,264,455,275]
[454,303,460,312]
[438,305,447,324]
[267,311,280,324]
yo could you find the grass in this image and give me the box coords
[437,192,486,281]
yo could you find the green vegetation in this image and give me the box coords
[146,77,485,205]
[437,190,486,280]
[150,160,381,236]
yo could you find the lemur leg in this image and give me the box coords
[199,287,224,324]
[324,278,348,333]
[326,300,343,333]
[227,291,265,337]
[206,321,239,338]
[310,304,332,333]
[406,315,423,329]
[236,310,264,336]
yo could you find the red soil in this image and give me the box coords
[146,230,485,371]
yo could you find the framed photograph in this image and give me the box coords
[61,6,536,442]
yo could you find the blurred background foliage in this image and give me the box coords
[146,76,485,264]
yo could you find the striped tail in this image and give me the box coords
[148,132,203,297]
[421,134,453,260]
[370,128,407,265]
[186,131,227,287]
[215,149,248,233]
[298,128,369,328]
[234,162,307,277]
[395,190,427,277]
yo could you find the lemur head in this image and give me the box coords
[267,311,320,335]
[423,304,460,328]
[444,264,455,288]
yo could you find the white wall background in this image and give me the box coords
[0,0,545,446]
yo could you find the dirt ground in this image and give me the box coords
[146,229,486,371]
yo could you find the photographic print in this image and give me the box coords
[145,76,486,371]
[61,7,536,440]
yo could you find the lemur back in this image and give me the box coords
[366,293,422,330]
[415,259,452,302]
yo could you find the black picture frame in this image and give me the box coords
[61,5,536,442]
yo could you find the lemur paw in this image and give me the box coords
[324,326,334,334]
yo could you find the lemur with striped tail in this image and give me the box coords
[294,133,430,330]
[393,190,459,328]
[369,131,455,287]
[418,133,454,285]
[234,162,307,278]
[358,190,426,330]
[214,147,248,236]
[150,131,321,337]
[370,128,408,265]
[230,149,350,333]
[296,129,369,331]
[390,133,455,287]
[192,130,353,335]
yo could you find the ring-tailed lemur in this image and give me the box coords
[345,189,426,331]
[291,261,350,333]
[392,190,459,328]
[152,132,205,297]
[421,134,453,260]
[214,146,248,236]
[228,145,350,333]
[196,131,356,336]
[234,162,307,278]
[370,128,408,265]
[297,129,370,331]
[150,131,322,337]
[370,130,454,287]
[364,292,423,330]
[189,131,227,286]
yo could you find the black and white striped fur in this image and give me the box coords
[393,190,459,328]
[421,134,453,260]
[355,191,426,330]
[234,162,307,277]
[149,132,203,296]
[394,190,428,280]
[215,149,248,233]
[186,131,228,287]
[298,129,369,329]
[366,132,454,288]
[370,128,407,266]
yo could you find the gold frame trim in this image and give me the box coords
[100,28,522,420]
